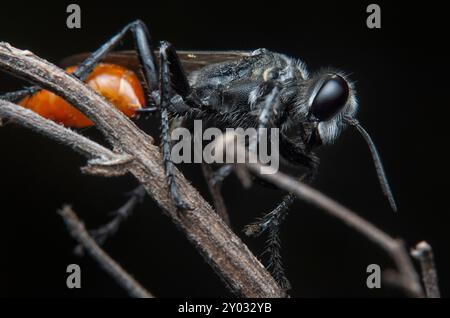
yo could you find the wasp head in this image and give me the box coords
[305,71,358,145]
[290,67,397,211]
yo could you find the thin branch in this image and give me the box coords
[232,164,253,189]
[0,101,122,161]
[411,241,440,298]
[58,205,154,298]
[214,132,425,297]
[0,42,284,298]
[248,163,424,297]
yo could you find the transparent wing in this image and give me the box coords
[61,50,251,74]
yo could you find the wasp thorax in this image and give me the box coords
[310,74,349,122]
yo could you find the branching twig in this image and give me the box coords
[58,205,154,298]
[253,166,424,296]
[248,163,424,297]
[411,241,440,298]
[0,42,284,298]
[0,101,124,161]
[215,132,426,297]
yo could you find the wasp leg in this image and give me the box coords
[209,164,234,186]
[0,20,158,106]
[92,185,146,244]
[159,42,191,210]
[279,134,320,177]
[251,64,296,129]
[263,195,294,291]
[243,193,295,291]
[75,22,195,210]
[243,189,296,290]
[245,135,319,235]
[246,134,319,235]
[0,87,40,102]
[73,186,147,254]
[73,25,194,210]
[244,193,295,237]
[244,133,319,290]
[244,144,318,236]
[257,83,284,129]
[74,21,158,87]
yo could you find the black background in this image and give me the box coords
[0,1,448,297]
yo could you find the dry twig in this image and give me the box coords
[249,163,424,296]
[215,132,426,297]
[58,205,154,298]
[411,241,440,298]
[0,42,283,298]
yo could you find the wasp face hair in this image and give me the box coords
[286,67,358,144]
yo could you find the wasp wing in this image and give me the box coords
[61,50,251,74]
[176,50,251,73]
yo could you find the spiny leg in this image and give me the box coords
[249,80,289,288]
[256,134,320,234]
[244,155,317,238]
[208,164,252,189]
[263,205,292,291]
[159,41,191,210]
[1,87,39,102]
[1,20,158,104]
[248,73,316,289]
[71,21,158,240]
[5,21,193,211]
[75,25,193,211]
[133,34,198,210]
[257,82,283,129]
[249,149,318,289]
[248,80,295,236]
[245,135,319,236]
[210,164,234,186]
[73,185,147,254]
[243,157,316,290]
[90,186,146,244]
[245,193,296,237]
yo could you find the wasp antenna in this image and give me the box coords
[345,118,398,212]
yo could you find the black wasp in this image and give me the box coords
[2,20,397,290]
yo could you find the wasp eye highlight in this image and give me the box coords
[311,75,349,121]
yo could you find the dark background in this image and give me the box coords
[0,1,448,297]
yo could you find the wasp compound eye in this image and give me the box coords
[311,75,349,121]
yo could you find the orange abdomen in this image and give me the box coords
[20,63,145,128]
